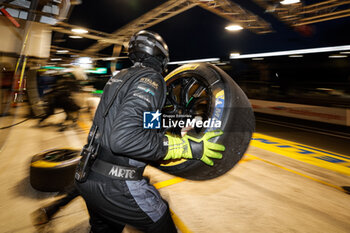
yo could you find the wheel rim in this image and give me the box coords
[163,73,213,134]
[42,149,78,162]
[31,149,80,168]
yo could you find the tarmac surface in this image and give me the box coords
[0,104,349,233]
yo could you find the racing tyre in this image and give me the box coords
[30,148,80,192]
[156,63,255,180]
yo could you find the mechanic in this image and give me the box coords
[76,30,225,233]
[38,73,80,131]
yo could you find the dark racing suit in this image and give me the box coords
[76,63,177,233]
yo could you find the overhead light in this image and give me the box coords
[103,57,116,61]
[329,55,347,58]
[56,50,69,53]
[289,55,303,58]
[168,58,220,65]
[92,56,128,61]
[210,60,220,64]
[78,57,92,64]
[316,88,333,91]
[74,57,93,69]
[340,51,350,54]
[230,45,350,59]
[71,28,88,34]
[225,25,243,31]
[101,57,126,61]
[280,0,300,5]
[69,35,83,39]
[252,58,264,60]
[50,58,62,61]
[230,53,240,58]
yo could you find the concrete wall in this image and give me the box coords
[0,16,51,58]
[250,99,349,126]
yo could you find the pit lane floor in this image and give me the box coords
[0,105,349,233]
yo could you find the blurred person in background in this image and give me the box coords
[38,72,81,131]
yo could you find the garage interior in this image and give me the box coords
[0,0,350,232]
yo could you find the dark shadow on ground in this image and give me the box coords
[32,221,56,233]
[12,175,60,200]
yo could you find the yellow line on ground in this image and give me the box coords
[152,157,255,233]
[251,133,350,176]
[153,157,252,190]
[154,178,192,233]
[77,113,92,133]
[77,120,90,133]
[169,208,194,233]
[240,157,255,163]
[154,177,186,189]
[254,132,350,158]
[246,154,347,193]
[152,177,191,232]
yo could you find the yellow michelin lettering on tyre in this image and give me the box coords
[215,90,225,100]
[164,64,199,81]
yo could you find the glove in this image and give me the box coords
[164,130,225,166]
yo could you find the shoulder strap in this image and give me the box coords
[103,68,148,118]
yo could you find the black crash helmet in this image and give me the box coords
[128,30,169,71]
